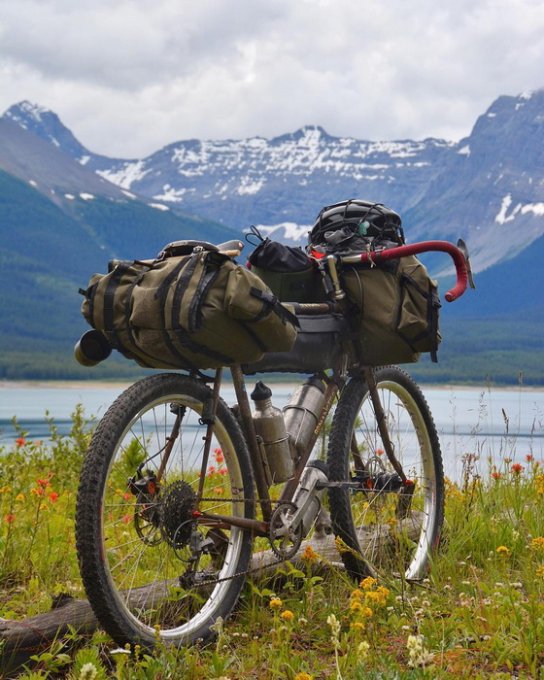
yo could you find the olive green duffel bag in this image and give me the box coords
[80,244,298,370]
[342,255,441,365]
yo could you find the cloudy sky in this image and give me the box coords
[1,0,543,157]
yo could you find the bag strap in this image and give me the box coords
[245,224,267,248]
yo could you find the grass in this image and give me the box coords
[1,409,544,678]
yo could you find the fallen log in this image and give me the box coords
[0,514,422,671]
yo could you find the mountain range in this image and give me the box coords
[0,92,542,382]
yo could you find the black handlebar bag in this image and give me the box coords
[247,227,327,303]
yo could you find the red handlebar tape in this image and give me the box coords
[338,240,469,302]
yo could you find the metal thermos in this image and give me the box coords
[291,461,329,537]
[251,381,293,484]
[283,377,326,461]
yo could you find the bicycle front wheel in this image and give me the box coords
[327,366,444,581]
[76,373,254,648]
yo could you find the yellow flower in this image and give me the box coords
[280,610,294,622]
[301,544,319,562]
[536,565,544,578]
[294,673,313,680]
[530,537,544,552]
[15,493,25,502]
[535,475,544,495]
[360,576,377,591]
[269,597,283,610]
[496,545,510,556]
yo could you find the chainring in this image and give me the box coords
[269,502,303,559]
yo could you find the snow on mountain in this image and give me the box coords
[2,90,544,275]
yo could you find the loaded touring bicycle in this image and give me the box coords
[74,199,473,648]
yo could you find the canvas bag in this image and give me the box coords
[342,256,441,365]
[80,248,298,370]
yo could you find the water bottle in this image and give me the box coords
[283,377,326,462]
[251,381,293,484]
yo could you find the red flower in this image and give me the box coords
[4,513,15,524]
[207,466,216,477]
[511,463,524,475]
[15,437,26,448]
[214,448,225,464]
[48,491,59,503]
[526,455,534,463]
[491,471,502,480]
[37,477,51,488]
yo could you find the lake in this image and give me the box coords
[1,380,543,480]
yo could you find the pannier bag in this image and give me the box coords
[80,243,298,370]
[247,226,327,303]
[308,199,440,365]
[342,257,441,365]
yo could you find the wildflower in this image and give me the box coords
[530,537,544,552]
[511,463,524,475]
[526,454,534,463]
[357,640,370,660]
[536,475,544,495]
[48,491,59,503]
[269,597,282,610]
[301,544,319,562]
[294,673,313,680]
[123,491,131,501]
[375,448,384,456]
[280,610,294,622]
[406,634,434,668]
[360,576,377,591]
[491,471,502,480]
[78,662,98,680]
[15,437,26,447]
[122,514,132,525]
[15,493,25,502]
[536,565,544,578]
[31,487,44,497]
[0,486,12,494]
[213,486,225,495]
[327,613,341,647]
[214,448,225,464]
[207,466,216,477]
[36,477,51,488]
[366,585,390,606]
[496,545,510,556]
[4,513,15,524]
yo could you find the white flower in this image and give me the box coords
[79,663,98,680]
[406,634,434,668]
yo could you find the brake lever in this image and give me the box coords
[457,239,476,289]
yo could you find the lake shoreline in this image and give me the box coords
[1,379,542,393]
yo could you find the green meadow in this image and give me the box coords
[1,409,544,678]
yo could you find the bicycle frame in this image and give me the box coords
[192,238,473,537]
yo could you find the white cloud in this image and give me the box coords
[0,0,543,156]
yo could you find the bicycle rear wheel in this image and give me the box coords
[76,373,254,648]
[327,366,444,581]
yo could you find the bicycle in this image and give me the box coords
[75,236,471,649]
